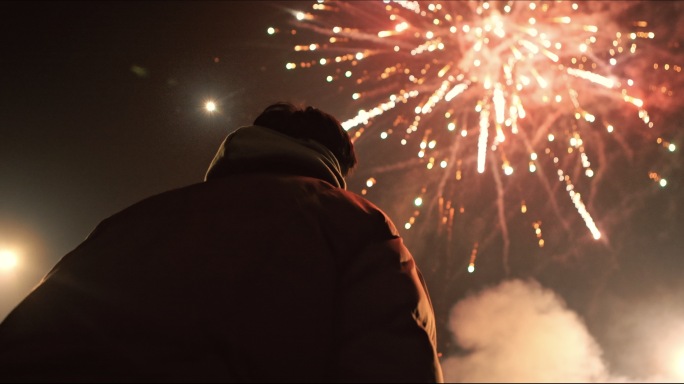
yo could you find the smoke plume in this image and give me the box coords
[441,279,610,383]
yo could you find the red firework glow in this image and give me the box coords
[271,1,681,274]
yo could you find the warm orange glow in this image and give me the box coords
[0,249,18,271]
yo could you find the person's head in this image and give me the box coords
[253,102,357,176]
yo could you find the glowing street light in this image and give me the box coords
[0,249,18,271]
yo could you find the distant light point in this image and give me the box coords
[130,65,149,78]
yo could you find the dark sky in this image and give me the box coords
[1,1,303,288]
[1,1,683,380]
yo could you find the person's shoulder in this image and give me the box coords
[319,184,383,212]
[316,184,400,237]
[85,181,206,240]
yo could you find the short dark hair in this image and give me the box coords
[253,102,357,176]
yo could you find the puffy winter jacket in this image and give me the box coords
[0,126,443,383]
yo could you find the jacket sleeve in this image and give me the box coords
[336,237,444,383]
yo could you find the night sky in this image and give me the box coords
[1,1,683,381]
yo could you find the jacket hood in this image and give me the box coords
[204,125,346,189]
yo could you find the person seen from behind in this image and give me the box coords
[0,102,444,383]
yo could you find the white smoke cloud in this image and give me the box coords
[441,279,612,383]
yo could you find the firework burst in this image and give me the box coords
[270,1,680,274]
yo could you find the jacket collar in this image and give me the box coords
[204,125,346,189]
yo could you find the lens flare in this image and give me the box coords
[674,350,684,380]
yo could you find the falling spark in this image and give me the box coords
[468,242,479,273]
[533,221,545,248]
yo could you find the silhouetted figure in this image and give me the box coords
[0,103,443,383]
